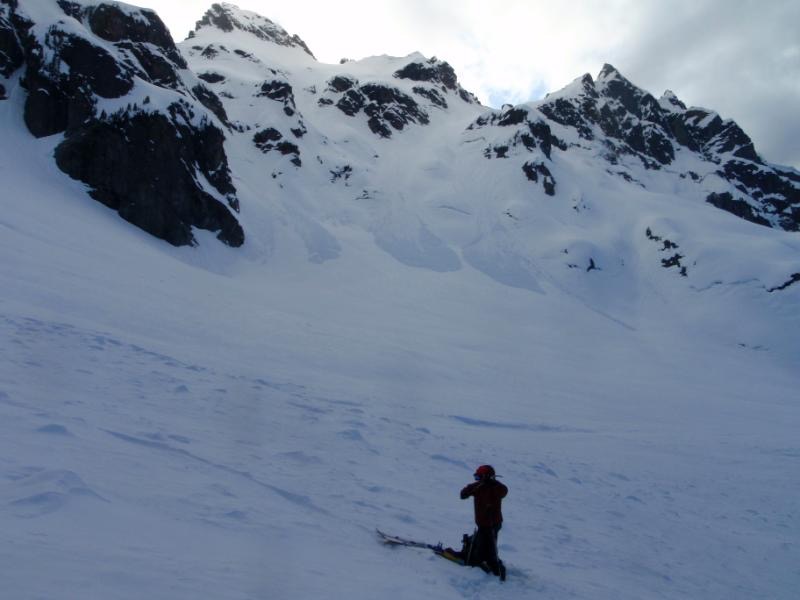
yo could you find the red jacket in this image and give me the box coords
[460,479,508,527]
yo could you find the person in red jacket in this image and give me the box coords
[460,464,508,579]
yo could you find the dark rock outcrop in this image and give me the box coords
[394,56,477,104]
[517,64,800,231]
[330,164,352,183]
[535,66,683,168]
[394,58,458,90]
[706,192,771,228]
[320,76,429,138]
[335,89,365,117]
[522,161,556,196]
[6,0,243,247]
[327,75,355,93]
[537,74,599,141]
[20,24,136,137]
[767,273,800,293]
[84,2,186,66]
[680,107,758,161]
[56,109,243,246]
[192,84,230,127]
[470,107,561,163]
[257,79,296,116]
[646,228,687,276]
[316,55,476,136]
[253,127,301,166]
[716,162,800,231]
[412,86,447,108]
[198,71,225,84]
[362,83,429,135]
[0,2,24,81]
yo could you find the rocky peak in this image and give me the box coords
[393,55,478,104]
[4,0,243,246]
[56,1,188,78]
[531,64,798,230]
[659,89,686,112]
[191,3,315,58]
[59,2,175,51]
[596,63,622,81]
[596,64,662,122]
[393,55,458,90]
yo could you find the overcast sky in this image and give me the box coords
[138,0,799,168]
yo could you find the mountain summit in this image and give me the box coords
[0,0,798,284]
[190,2,315,58]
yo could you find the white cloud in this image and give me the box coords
[138,0,800,168]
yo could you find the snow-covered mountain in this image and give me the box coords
[1,2,799,599]
[4,1,798,252]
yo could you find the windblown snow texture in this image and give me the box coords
[1,2,799,600]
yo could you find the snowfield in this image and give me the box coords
[1,2,799,599]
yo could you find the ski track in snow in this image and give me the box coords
[1,310,798,599]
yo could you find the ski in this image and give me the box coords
[377,529,466,563]
[376,529,441,551]
[377,529,506,580]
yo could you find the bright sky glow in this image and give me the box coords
[136,0,800,168]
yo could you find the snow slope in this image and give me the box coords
[1,2,799,599]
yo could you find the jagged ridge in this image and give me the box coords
[472,63,799,231]
[2,0,798,252]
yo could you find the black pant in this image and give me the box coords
[469,523,502,571]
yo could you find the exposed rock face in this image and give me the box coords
[394,57,478,105]
[361,83,429,137]
[394,58,458,90]
[192,2,314,58]
[192,83,230,126]
[313,56,479,138]
[252,127,301,166]
[522,161,556,196]
[16,5,138,137]
[5,0,243,247]
[198,71,225,84]
[0,2,24,88]
[470,106,561,160]
[533,64,758,171]
[706,192,770,227]
[485,63,799,231]
[0,3,18,99]
[5,1,798,252]
[319,76,429,138]
[412,86,447,108]
[467,105,561,195]
[678,106,758,160]
[56,109,244,246]
[534,67,676,169]
[257,79,296,116]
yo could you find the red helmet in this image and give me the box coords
[474,464,495,479]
